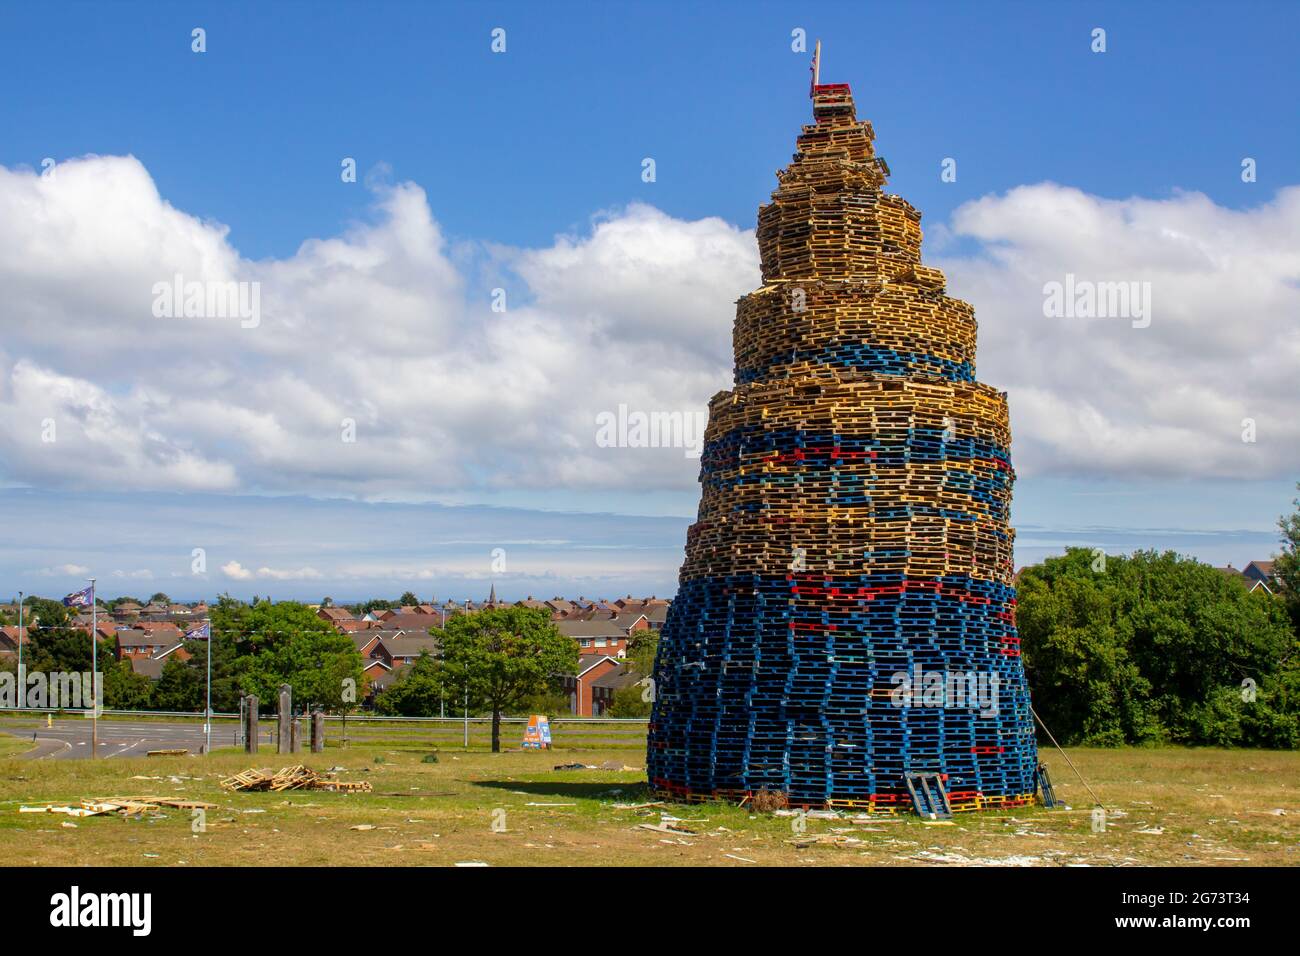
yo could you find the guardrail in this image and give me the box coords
[0,707,649,750]
[0,707,648,723]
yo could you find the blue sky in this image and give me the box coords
[5,1,1296,258]
[1,1,1297,602]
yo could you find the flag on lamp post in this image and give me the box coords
[63,584,94,608]
[185,621,211,642]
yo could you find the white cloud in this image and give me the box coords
[254,566,323,581]
[221,560,321,581]
[937,183,1300,479]
[221,561,254,581]
[1,157,1295,503]
[0,158,755,499]
[35,563,90,577]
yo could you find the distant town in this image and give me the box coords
[0,590,669,717]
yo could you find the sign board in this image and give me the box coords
[522,714,552,749]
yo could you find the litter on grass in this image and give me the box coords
[221,766,373,793]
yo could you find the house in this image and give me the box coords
[378,633,441,666]
[613,597,670,627]
[134,621,183,641]
[361,657,393,691]
[555,618,630,656]
[351,630,390,660]
[115,629,180,660]
[590,665,649,717]
[333,618,378,634]
[317,606,356,624]
[155,641,192,663]
[130,657,167,680]
[0,626,29,657]
[560,655,623,716]
[382,612,442,632]
[1219,561,1281,594]
[1243,560,1279,593]
[545,597,578,616]
[366,662,408,698]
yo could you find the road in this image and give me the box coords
[0,717,261,760]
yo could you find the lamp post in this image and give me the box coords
[16,591,23,709]
[89,577,97,759]
[205,619,212,753]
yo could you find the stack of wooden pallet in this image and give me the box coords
[221,766,373,793]
[647,78,1038,813]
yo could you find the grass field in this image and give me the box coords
[0,732,1296,866]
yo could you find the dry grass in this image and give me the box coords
[0,734,1296,866]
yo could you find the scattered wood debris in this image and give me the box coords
[220,765,373,793]
[638,821,698,835]
[785,833,864,849]
[19,797,217,818]
[146,749,190,757]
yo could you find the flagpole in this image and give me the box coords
[205,618,212,754]
[16,591,23,710]
[89,578,97,759]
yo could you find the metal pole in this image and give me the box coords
[204,618,212,753]
[16,591,23,709]
[89,578,97,759]
[463,682,469,748]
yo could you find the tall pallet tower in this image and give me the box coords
[647,61,1039,812]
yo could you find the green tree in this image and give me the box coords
[607,680,653,718]
[147,592,171,606]
[374,651,444,716]
[150,658,203,711]
[103,660,153,710]
[434,607,577,751]
[23,597,72,630]
[224,602,363,713]
[398,591,420,607]
[1274,483,1300,634]
[1019,548,1298,747]
[626,627,660,676]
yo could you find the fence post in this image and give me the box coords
[244,695,259,754]
[277,684,292,754]
[311,710,324,753]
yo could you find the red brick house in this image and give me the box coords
[590,665,650,717]
[561,655,623,716]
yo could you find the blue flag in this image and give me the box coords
[63,584,94,608]
[185,621,211,642]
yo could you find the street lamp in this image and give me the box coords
[89,577,97,759]
[16,591,23,709]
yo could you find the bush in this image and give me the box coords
[1019,548,1298,747]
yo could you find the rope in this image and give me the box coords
[1031,704,1105,808]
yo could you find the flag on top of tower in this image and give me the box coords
[62,583,94,608]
